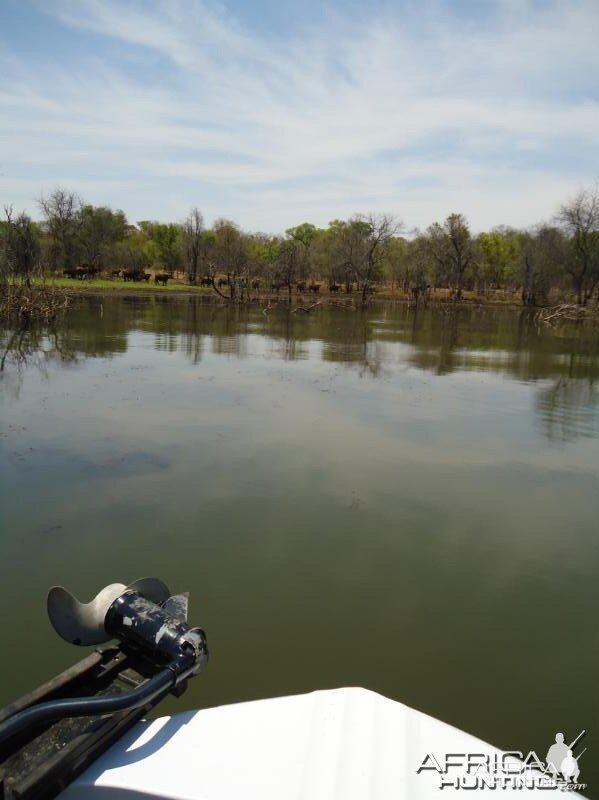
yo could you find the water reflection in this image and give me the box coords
[536,377,599,441]
[2,295,599,793]
[3,297,598,442]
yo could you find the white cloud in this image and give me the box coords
[1,0,598,230]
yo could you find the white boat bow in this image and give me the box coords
[58,687,582,799]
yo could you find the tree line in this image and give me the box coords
[1,186,599,306]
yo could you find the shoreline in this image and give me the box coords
[51,280,526,310]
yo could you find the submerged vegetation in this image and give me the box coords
[0,205,68,369]
[2,187,599,320]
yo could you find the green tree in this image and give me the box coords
[138,221,182,276]
[78,205,128,271]
[285,223,322,249]
[477,229,520,293]
[113,229,150,273]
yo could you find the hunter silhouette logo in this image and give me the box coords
[546,730,586,783]
[416,729,587,791]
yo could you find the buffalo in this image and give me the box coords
[154,273,169,286]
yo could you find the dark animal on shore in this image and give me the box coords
[154,273,169,286]
[410,284,431,302]
[296,281,307,292]
[218,278,229,288]
[251,279,260,289]
[328,283,341,293]
[123,271,149,282]
[63,268,77,279]
[75,267,89,280]
[110,269,121,279]
[308,283,321,293]
[200,276,212,286]
[271,282,284,292]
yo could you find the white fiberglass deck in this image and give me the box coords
[58,687,578,799]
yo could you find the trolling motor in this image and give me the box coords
[0,578,208,800]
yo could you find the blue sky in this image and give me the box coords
[1,0,598,232]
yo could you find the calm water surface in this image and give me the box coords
[1,297,598,791]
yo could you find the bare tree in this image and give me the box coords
[182,207,205,284]
[1,206,41,285]
[38,189,82,272]
[426,213,474,300]
[556,187,599,305]
[354,213,402,306]
[209,219,249,301]
[518,226,564,307]
[326,219,365,293]
[276,238,307,301]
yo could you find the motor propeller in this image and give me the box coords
[0,577,208,794]
[46,577,207,676]
[47,577,171,646]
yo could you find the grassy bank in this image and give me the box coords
[44,277,528,307]
[47,277,213,294]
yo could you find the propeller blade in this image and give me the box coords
[127,577,171,605]
[163,592,189,622]
[47,583,127,646]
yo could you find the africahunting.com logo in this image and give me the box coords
[416,730,587,792]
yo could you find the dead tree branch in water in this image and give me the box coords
[292,301,322,314]
[535,303,591,325]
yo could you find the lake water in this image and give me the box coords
[1,296,598,792]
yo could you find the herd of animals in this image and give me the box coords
[63,267,170,285]
[61,268,373,294]
[212,277,374,294]
[61,269,435,300]
[179,275,359,293]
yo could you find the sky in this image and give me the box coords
[0,0,598,233]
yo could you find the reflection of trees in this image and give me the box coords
[52,296,128,358]
[1,326,76,402]
[3,296,599,442]
[536,377,598,442]
[272,312,309,362]
[1,326,76,373]
[319,312,385,376]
